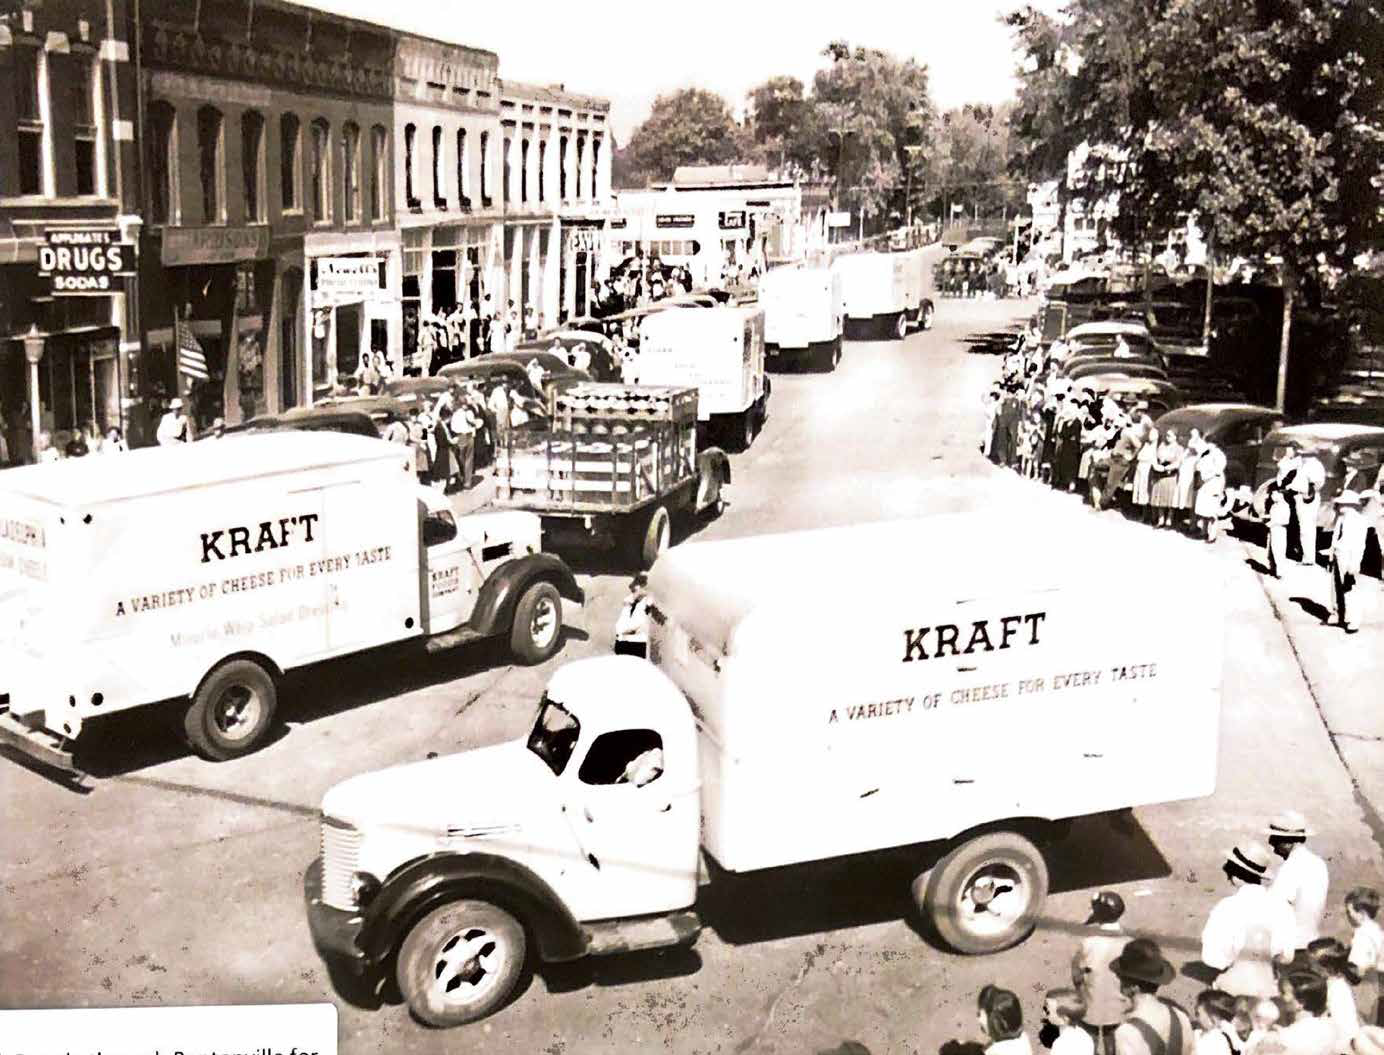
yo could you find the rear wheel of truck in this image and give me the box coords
[510,581,563,665]
[893,311,909,341]
[914,831,1049,954]
[696,466,725,517]
[397,899,528,1028]
[183,659,278,761]
[637,504,672,569]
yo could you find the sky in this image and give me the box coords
[300,0,1063,143]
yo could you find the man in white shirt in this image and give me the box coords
[1201,841,1297,997]
[1268,810,1329,952]
[449,397,480,491]
[1276,442,1327,566]
[156,397,191,445]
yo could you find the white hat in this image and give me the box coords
[168,397,184,410]
[1267,810,1312,839]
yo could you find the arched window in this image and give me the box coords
[280,113,300,211]
[310,118,331,222]
[537,140,546,203]
[574,137,584,201]
[432,125,444,207]
[591,138,602,199]
[342,122,360,222]
[148,101,178,224]
[404,122,418,206]
[456,128,469,208]
[480,131,490,205]
[369,125,387,221]
[196,105,224,223]
[521,139,530,203]
[502,135,512,205]
[241,111,265,221]
[559,134,568,201]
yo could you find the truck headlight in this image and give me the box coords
[350,871,381,908]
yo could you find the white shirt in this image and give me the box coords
[1268,844,1328,949]
[1054,1026,1096,1055]
[987,1036,1033,1055]
[1201,883,1298,997]
[156,411,189,445]
[1275,1014,1336,1055]
[1195,1026,1241,1055]
[1324,975,1360,1049]
[1349,918,1383,975]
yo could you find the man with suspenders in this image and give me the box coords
[1109,939,1195,1055]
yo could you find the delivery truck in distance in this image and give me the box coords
[305,512,1222,1027]
[0,433,583,773]
[759,265,845,371]
[832,248,935,340]
[635,304,770,450]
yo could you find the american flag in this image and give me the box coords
[175,318,209,381]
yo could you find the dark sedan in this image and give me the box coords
[1153,403,1286,489]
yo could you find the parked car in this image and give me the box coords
[440,354,592,402]
[1250,423,1384,532]
[1153,403,1286,489]
[1084,375,1183,418]
[1064,360,1171,385]
[217,406,380,440]
[384,376,456,408]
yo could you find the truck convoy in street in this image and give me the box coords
[0,433,583,772]
[635,304,770,450]
[758,265,845,371]
[493,382,731,569]
[305,512,1222,1028]
[832,248,935,340]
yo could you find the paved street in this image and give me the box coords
[4,286,1382,1054]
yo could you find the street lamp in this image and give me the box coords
[23,324,44,457]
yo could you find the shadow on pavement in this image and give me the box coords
[1289,595,1331,622]
[540,945,703,995]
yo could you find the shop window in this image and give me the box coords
[241,111,265,222]
[537,140,546,203]
[521,139,530,204]
[15,44,47,196]
[559,135,568,201]
[591,138,602,199]
[280,113,300,211]
[432,125,445,208]
[72,54,101,196]
[343,122,361,223]
[575,138,584,200]
[196,105,225,223]
[480,131,491,206]
[456,128,469,208]
[404,122,418,208]
[148,101,178,224]
[369,125,387,221]
[503,136,512,205]
[310,118,331,223]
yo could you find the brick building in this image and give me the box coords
[0,0,140,463]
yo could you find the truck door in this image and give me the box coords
[418,496,474,636]
[562,725,700,920]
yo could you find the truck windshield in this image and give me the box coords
[527,695,581,776]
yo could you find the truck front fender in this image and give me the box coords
[471,553,583,639]
[358,851,588,965]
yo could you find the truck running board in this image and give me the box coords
[422,626,484,654]
[583,910,702,957]
[0,710,82,776]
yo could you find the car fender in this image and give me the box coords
[698,447,731,486]
[358,851,588,965]
[471,554,583,638]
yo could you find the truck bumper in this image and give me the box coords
[304,858,369,975]
[0,708,79,774]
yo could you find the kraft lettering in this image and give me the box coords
[934,624,961,657]
[200,513,321,563]
[255,521,280,552]
[227,526,252,557]
[1024,611,1046,644]
[898,610,1049,664]
[998,615,1022,649]
[902,627,930,662]
[965,620,995,654]
[200,530,226,563]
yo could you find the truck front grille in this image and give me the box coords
[320,817,361,911]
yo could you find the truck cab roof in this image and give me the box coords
[0,432,408,509]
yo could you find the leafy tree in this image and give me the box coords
[746,75,821,175]
[622,88,749,184]
[931,102,1025,226]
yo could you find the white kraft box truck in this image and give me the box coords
[759,265,845,372]
[0,433,583,772]
[635,305,770,451]
[832,248,935,340]
[305,513,1221,1027]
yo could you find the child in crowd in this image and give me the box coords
[1042,989,1094,1055]
[978,985,1032,1055]
[1307,937,1361,1049]
[1195,990,1242,1055]
[1245,999,1284,1055]
[1265,482,1292,578]
[1347,888,1383,1026]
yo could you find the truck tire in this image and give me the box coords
[893,311,909,341]
[696,466,724,517]
[396,899,528,1028]
[914,831,1048,955]
[815,337,842,372]
[183,659,278,761]
[509,580,564,665]
[638,504,672,569]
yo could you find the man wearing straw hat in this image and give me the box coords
[1327,490,1373,633]
[1267,810,1329,953]
[1201,842,1297,998]
[1108,938,1194,1055]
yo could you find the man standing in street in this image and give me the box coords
[1327,491,1372,633]
[449,392,480,492]
[1110,938,1194,1055]
[1073,891,1128,1055]
[1201,842,1297,997]
[1100,414,1144,511]
[157,397,192,445]
[1268,811,1329,955]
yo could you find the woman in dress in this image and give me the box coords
[430,394,456,491]
[1193,444,1229,542]
[1132,425,1159,522]
[1177,427,1206,529]
[1150,428,1185,529]
[1053,395,1086,492]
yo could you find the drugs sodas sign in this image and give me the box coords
[38,228,136,295]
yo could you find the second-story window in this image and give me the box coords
[456,128,468,207]
[538,140,546,203]
[343,122,360,222]
[73,53,101,196]
[502,135,512,205]
[310,118,331,222]
[15,44,47,196]
[591,138,602,200]
[559,135,568,201]
[196,105,224,223]
[521,139,530,204]
[432,125,444,208]
[148,101,177,224]
[370,125,387,221]
[480,131,490,205]
[242,111,265,221]
[575,137,584,200]
[404,122,418,206]
[280,113,300,211]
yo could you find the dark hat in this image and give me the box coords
[1109,938,1175,987]
[1086,890,1126,925]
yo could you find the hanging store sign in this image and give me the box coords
[38,228,136,295]
[161,225,270,266]
[314,257,384,300]
[656,214,696,229]
[826,211,853,228]
[719,210,747,230]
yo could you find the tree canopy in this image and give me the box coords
[620,88,751,185]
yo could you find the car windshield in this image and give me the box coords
[526,695,581,776]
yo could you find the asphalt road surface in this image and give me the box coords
[4,284,1382,1055]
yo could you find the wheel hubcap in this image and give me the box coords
[213,686,263,741]
[530,597,558,648]
[431,927,506,1007]
[955,863,1029,938]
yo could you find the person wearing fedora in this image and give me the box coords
[1266,812,1329,953]
[1109,938,1195,1055]
[1327,491,1373,632]
[1074,891,1131,1055]
[1201,842,1298,998]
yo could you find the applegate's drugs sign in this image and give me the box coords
[38,228,136,295]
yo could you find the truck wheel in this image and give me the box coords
[696,466,724,517]
[638,505,672,569]
[183,659,278,761]
[815,337,842,372]
[893,311,909,341]
[396,899,528,1028]
[510,581,563,665]
[914,831,1048,954]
